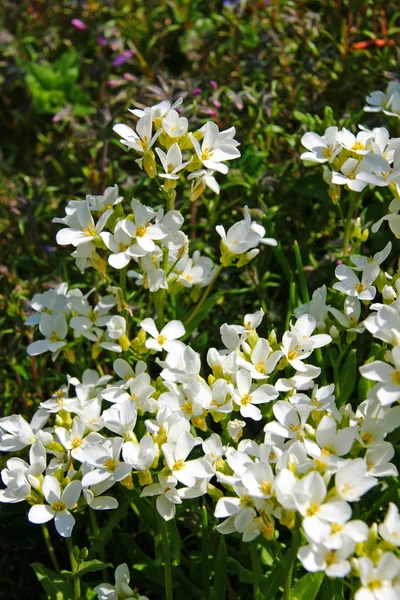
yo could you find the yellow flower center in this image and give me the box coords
[306,502,320,517]
[51,500,66,512]
[70,437,82,449]
[82,224,97,237]
[391,370,400,385]
[157,334,167,346]
[355,283,365,293]
[331,523,343,534]
[104,458,117,472]
[255,361,265,373]
[260,481,272,495]
[173,459,185,472]
[288,350,298,361]
[240,393,252,406]
[181,401,193,415]
[240,494,254,508]
[325,550,337,566]
[136,225,147,237]
[368,580,382,591]
[322,147,333,158]
[361,432,374,446]
[352,141,364,151]
[201,148,213,161]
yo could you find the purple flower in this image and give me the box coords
[191,88,202,97]
[97,35,107,47]
[112,50,134,67]
[213,99,221,108]
[108,79,122,87]
[210,80,217,89]
[71,19,86,31]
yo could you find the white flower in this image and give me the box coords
[331,158,368,192]
[113,109,161,154]
[264,402,310,440]
[162,110,188,138]
[350,242,392,281]
[298,540,354,578]
[379,503,400,546]
[129,98,183,121]
[230,369,278,421]
[101,219,147,269]
[333,265,376,300]
[0,442,46,503]
[293,471,352,545]
[69,294,116,337]
[335,458,377,501]
[365,81,400,117]
[94,563,147,600]
[187,169,220,195]
[354,553,400,600]
[356,152,400,187]
[27,313,68,357]
[360,347,400,406]
[216,206,277,255]
[300,127,341,163]
[122,435,157,470]
[80,438,131,487]
[87,185,123,211]
[28,476,81,537]
[141,475,181,521]
[364,304,400,345]
[140,318,185,353]
[227,419,246,442]
[56,201,112,247]
[0,411,51,452]
[162,431,214,487]
[337,128,373,155]
[189,121,240,174]
[124,200,168,252]
[155,143,191,179]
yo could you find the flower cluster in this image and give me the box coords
[2,93,400,599]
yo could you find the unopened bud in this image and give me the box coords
[382,284,396,302]
[143,150,157,178]
[329,324,340,339]
[227,419,246,442]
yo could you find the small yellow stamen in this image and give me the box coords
[104,458,117,472]
[51,500,66,512]
[306,502,320,517]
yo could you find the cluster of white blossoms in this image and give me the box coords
[301,106,400,240]
[2,94,400,599]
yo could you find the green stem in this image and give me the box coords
[250,541,262,600]
[201,503,210,597]
[119,266,127,302]
[342,193,358,256]
[293,240,310,304]
[283,525,301,600]
[184,265,223,327]
[89,509,107,581]
[159,516,173,600]
[41,524,60,572]
[66,537,81,600]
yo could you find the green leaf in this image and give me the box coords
[338,348,357,404]
[293,571,325,600]
[260,559,284,599]
[211,536,227,600]
[31,562,73,600]
[61,559,111,578]
[182,292,221,338]
[227,556,253,584]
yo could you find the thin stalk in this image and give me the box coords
[293,240,310,304]
[41,524,60,572]
[342,193,358,256]
[184,265,223,327]
[119,266,127,302]
[90,510,107,580]
[159,516,173,600]
[201,503,210,597]
[283,525,301,600]
[250,541,262,600]
[66,537,81,600]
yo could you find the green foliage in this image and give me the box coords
[23,51,94,116]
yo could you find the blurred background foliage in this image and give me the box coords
[1,0,400,597]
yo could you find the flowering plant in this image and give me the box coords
[2,88,400,600]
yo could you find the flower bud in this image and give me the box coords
[329,324,340,339]
[383,284,396,302]
[227,419,246,442]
